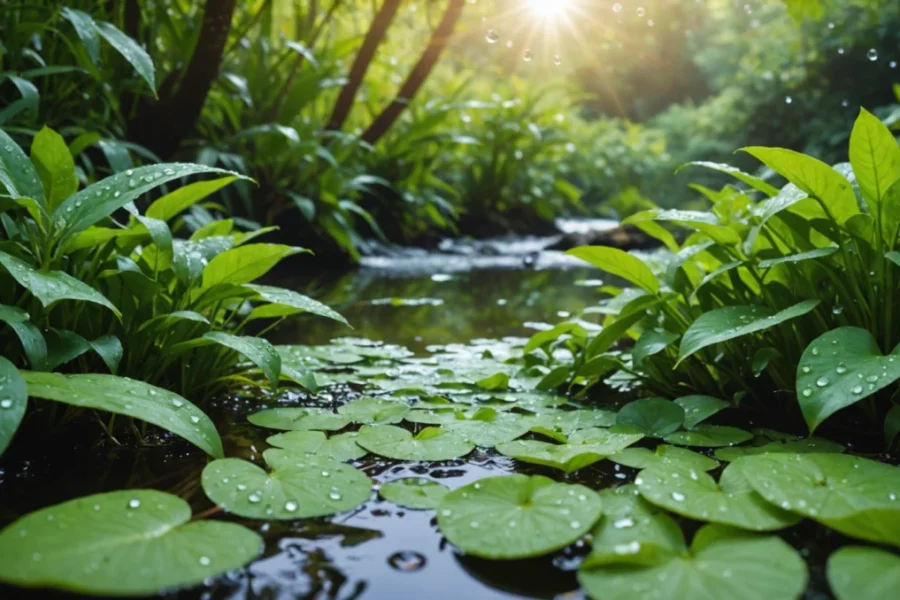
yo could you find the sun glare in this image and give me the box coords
[527,0,569,18]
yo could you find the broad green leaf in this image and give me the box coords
[30,127,77,213]
[94,21,156,91]
[631,330,679,367]
[54,164,237,238]
[245,284,348,324]
[248,407,350,431]
[475,372,510,390]
[532,409,617,433]
[173,236,234,283]
[445,409,533,447]
[616,398,684,437]
[827,546,900,600]
[22,372,223,458]
[202,457,370,519]
[437,475,602,559]
[146,176,240,221]
[637,463,799,531]
[568,246,659,294]
[337,397,409,424]
[676,300,819,366]
[742,146,858,224]
[265,431,366,462]
[356,425,474,461]
[60,8,101,64]
[0,128,44,204]
[881,180,900,244]
[0,357,26,456]
[0,250,119,316]
[714,437,844,461]
[677,161,779,197]
[757,246,837,269]
[674,395,729,429]
[737,453,900,548]
[797,327,900,433]
[752,347,782,376]
[524,322,586,354]
[609,445,719,472]
[0,303,47,369]
[201,244,304,289]
[663,424,753,448]
[626,209,740,245]
[200,332,281,389]
[380,478,449,509]
[496,429,643,473]
[0,490,261,595]
[578,524,807,600]
[849,108,900,210]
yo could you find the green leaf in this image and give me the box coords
[663,424,753,448]
[0,357,27,456]
[475,372,509,390]
[202,457,370,519]
[886,404,900,448]
[742,146,858,224]
[146,176,240,221]
[54,164,237,238]
[245,284,348,324]
[0,303,47,369]
[637,463,800,531]
[609,445,719,472]
[496,429,643,473]
[201,244,304,289]
[849,108,900,210]
[356,425,474,461]
[631,330,679,367]
[532,409,617,433]
[674,395,729,429]
[757,246,838,268]
[616,398,684,437]
[752,347,783,376]
[94,20,156,91]
[337,397,409,424]
[265,430,366,462]
[21,372,223,458]
[437,475,602,559]
[0,127,44,204]
[827,546,900,600]
[737,453,900,548]
[30,127,77,213]
[0,489,261,595]
[201,332,282,389]
[568,246,660,294]
[444,410,533,447]
[714,437,844,462]
[677,161,779,197]
[578,524,807,600]
[247,407,350,431]
[60,8,101,64]
[0,251,119,316]
[797,327,900,433]
[380,478,449,509]
[626,209,740,245]
[676,300,819,366]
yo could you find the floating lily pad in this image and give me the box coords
[0,490,261,595]
[664,424,753,447]
[673,395,729,429]
[616,398,685,437]
[201,457,371,519]
[356,425,474,461]
[609,445,719,472]
[444,408,533,447]
[532,409,617,433]
[736,453,900,548]
[437,475,602,559]
[636,463,800,531]
[380,478,449,509]
[827,546,900,600]
[337,397,409,424]
[247,407,350,431]
[714,437,844,462]
[578,524,807,600]
[475,372,510,390]
[265,430,366,462]
[404,407,468,425]
[496,430,642,473]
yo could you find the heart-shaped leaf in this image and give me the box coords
[444,409,533,447]
[356,425,474,460]
[663,424,753,448]
[248,407,350,431]
[202,456,370,519]
[0,490,261,595]
[337,397,409,424]
[380,478,449,509]
[0,357,27,456]
[796,327,900,433]
[609,445,719,472]
[827,546,900,600]
[616,398,684,437]
[496,429,643,473]
[437,475,602,559]
[714,437,844,462]
[674,395,729,429]
[532,409,617,433]
[265,430,366,462]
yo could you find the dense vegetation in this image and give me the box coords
[0,1,899,599]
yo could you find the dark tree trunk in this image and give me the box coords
[326,0,403,131]
[361,0,464,145]
[128,0,237,159]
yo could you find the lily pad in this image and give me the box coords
[636,463,800,531]
[380,478,449,509]
[356,425,474,461]
[337,397,409,424]
[663,424,753,447]
[0,490,262,596]
[827,546,900,600]
[444,408,533,447]
[578,524,807,600]
[248,407,350,431]
[265,430,366,462]
[736,453,900,548]
[616,398,685,437]
[437,474,602,559]
[714,437,844,462]
[673,395,729,429]
[532,409,617,433]
[202,457,371,519]
[496,430,643,473]
[609,445,719,472]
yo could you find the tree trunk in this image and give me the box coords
[128,0,237,159]
[326,0,403,131]
[361,0,464,145]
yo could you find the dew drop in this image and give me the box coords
[816,377,829,387]
[285,501,298,512]
[867,48,878,61]
[199,556,211,566]
[671,492,685,502]
[248,493,261,503]
[128,498,141,509]
[485,29,499,44]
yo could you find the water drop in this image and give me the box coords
[816,377,829,387]
[867,48,878,61]
[284,501,298,512]
[569,520,582,529]
[470,521,480,529]
[801,366,811,374]
[199,556,211,566]
[248,493,261,503]
[852,385,863,394]
[802,388,813,397]
[329,489,343,501]
[671,492,685,502]
[486,29,499,44]
[0,400,12,409]
[172,399,184,408]
[128,498,141,509]
[523,50,533,62]
[836,363,847,374]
